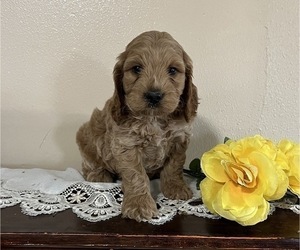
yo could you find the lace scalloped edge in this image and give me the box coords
[1,181,299,225]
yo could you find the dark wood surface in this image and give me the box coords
[1,205,299,249]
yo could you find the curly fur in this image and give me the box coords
[76,31,198,221]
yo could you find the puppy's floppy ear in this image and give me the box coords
[174,50,198,122]
[111,51,129,122]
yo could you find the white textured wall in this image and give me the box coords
[1,0,299,170]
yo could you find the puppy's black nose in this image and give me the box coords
[144,91,163,107]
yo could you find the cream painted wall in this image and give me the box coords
[1,0,299,170]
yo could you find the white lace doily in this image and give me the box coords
[0,168,299,225]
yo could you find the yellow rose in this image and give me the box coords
[276,140,300,196]
[200,135,289,226]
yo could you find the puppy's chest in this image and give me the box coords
[118,120,189,169]
[138,125,169,167]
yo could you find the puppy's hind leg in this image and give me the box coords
[82,159,114,183]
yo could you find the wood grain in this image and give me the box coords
[1,205,299,249]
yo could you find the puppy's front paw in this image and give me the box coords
[162,183,193,200]
[122,194,158,222]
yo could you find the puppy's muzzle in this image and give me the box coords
[144,91,164,108]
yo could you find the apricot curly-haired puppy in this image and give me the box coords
[76,31,198,221]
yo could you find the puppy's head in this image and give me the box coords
[112,31,198,122]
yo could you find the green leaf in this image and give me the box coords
[196,178,201,190]
[224,137,231,143]
[189,158,201,174]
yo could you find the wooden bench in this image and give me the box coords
[1,204,299,249]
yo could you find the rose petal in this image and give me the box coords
[200,178,223,214]
[248,151,288,200]
[201,151,230,183]
[290,155,300,180]
[211,182,259,222]
[221,160,258,188]
[289,184,300,197]
[289,176,300,186]
[213,182,269,226]
[220,181,263,209]
[230,206,258,222]
[289,175,300,196]
[238,199,270,226]
[278,139,294,153]
[270,168,289,201]
[275,150,290,171]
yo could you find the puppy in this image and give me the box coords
[76,31,198,221]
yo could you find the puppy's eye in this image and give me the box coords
[168,67,177,76]
[132,65,142,74]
